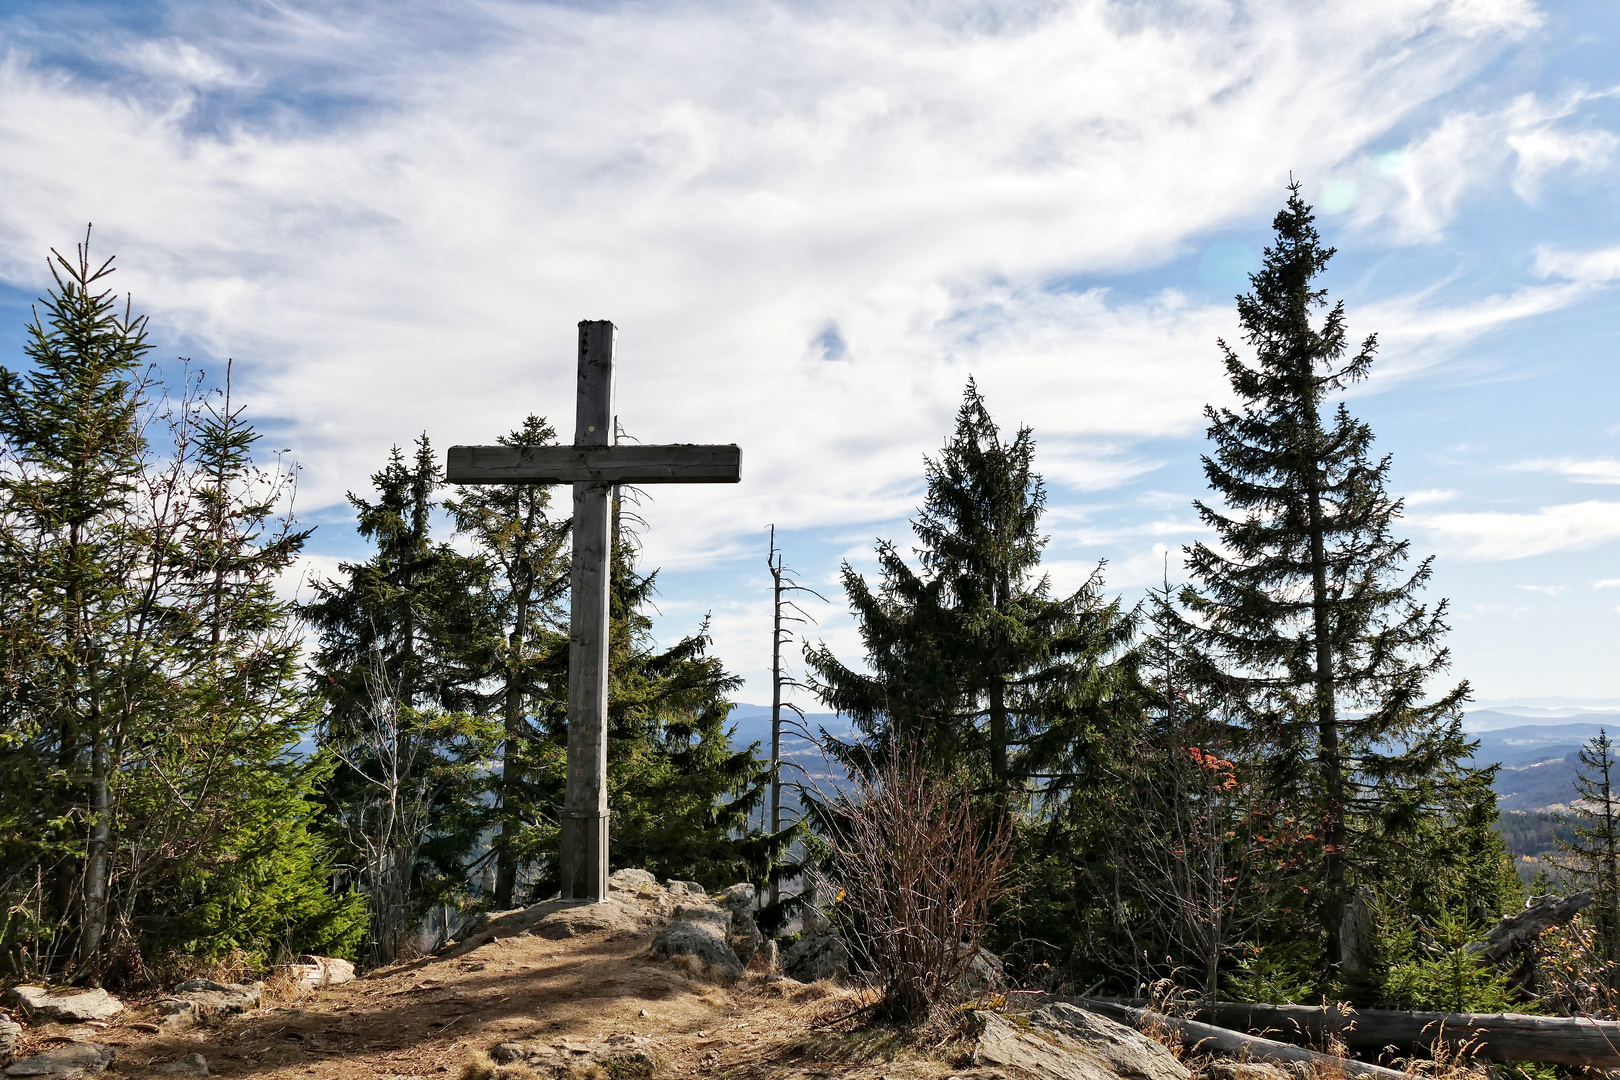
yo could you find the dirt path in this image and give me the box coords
[13,915,966,1080]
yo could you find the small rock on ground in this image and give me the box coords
[293,956,355,989]
[152,1054,209,1077]
[608,869,659,893]
[490,1033,657,1078]
[650,908,744,979]
[782,930,848,982]
[2,988,122,1024]
[0,1018,22,1068]
[2,1043,115,1079]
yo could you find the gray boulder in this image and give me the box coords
[2,988,122,1024]
[492,1033,657,1079]
[717,883,763,966]
[1031,1003,1190,1080]
[608,869,659,893]
[1,1017,20,1067]
[2,1043,114,1079]
[650,905,743,979]
[663,879,706,899]
[782,930,848,982]
[156,980,262,1030]
[962,944,1006,993]
[973,1006,1190,1080]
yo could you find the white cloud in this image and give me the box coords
[0,0,1547,577]
[1535,244,1620,285]
[1417,501,1620,560]
[1336,89,1616,241]
[1517,584,1568,595]
[1510,458,1620,484]
[1402,488,1460,505]
[1594,579,1620,590]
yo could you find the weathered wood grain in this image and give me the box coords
[1082,997,1620,1068]
[1073,999,1408,1080]
[445,444,741,485]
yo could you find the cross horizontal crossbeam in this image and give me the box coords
[446,443,741,485]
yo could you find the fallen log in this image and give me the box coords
[1074,998,1409,1080]
[1081,999,1620,1068]
[1469,892,1593,964]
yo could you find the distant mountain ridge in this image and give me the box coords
[721,704,1615,814]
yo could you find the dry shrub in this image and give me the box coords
[260,964,316,1008]
[817,742,1017,1026]
[460,1051,542,1080]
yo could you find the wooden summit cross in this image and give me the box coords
[447,321,741,902]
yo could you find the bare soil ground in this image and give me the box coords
[8,916,973,1080]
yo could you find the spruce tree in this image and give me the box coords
[1559,729,1620,979]
[805,380,1131,802]
[521,499,778,896]
[304,437,496,961]
[443,416,570,909]
[0,239,359,979]
[1183,183,1495,975]
[0,237,154,972]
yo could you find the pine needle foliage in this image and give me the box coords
[1182,183,1499,974]
[1558,728,1620,981]
[805,379,1132,802]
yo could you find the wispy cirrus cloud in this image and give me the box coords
[0,0,1547,574]
[1510,458,1620,484]
[1416,500,1620,560]
[1332,86,1617,242]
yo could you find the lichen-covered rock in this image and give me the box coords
[1030,1003,1190,1080]
[155,980,262,1030]
[664,879,706,899]
[973,1007,1191,1080]
[650,907,744,979]
[2,1042,114,1079]
[783,930,848,982]
[716,883,763,966]
[490,1033,657,1078]
[608,869,659,893]
[2,988,122,1024]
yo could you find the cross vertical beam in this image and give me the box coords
[561,320,615,901]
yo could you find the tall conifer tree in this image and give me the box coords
[443,416,570,909]
[1559,729,1620,981]
[1183,183,1493,972]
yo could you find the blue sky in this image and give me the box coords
[0,0,1617,709]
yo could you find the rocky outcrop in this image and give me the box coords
[782,930,848,982]
[607,869,659,893]
[155,980,262,1030]
[650,905,744,979]
[2,988,122,1024]
[2,1043,115,1080]
[973,1009,1190,1080]
[1032,1003,1190,1080]
[718,883,763,966]
[0,1016,20,1067]
[490,1033,657,1078]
